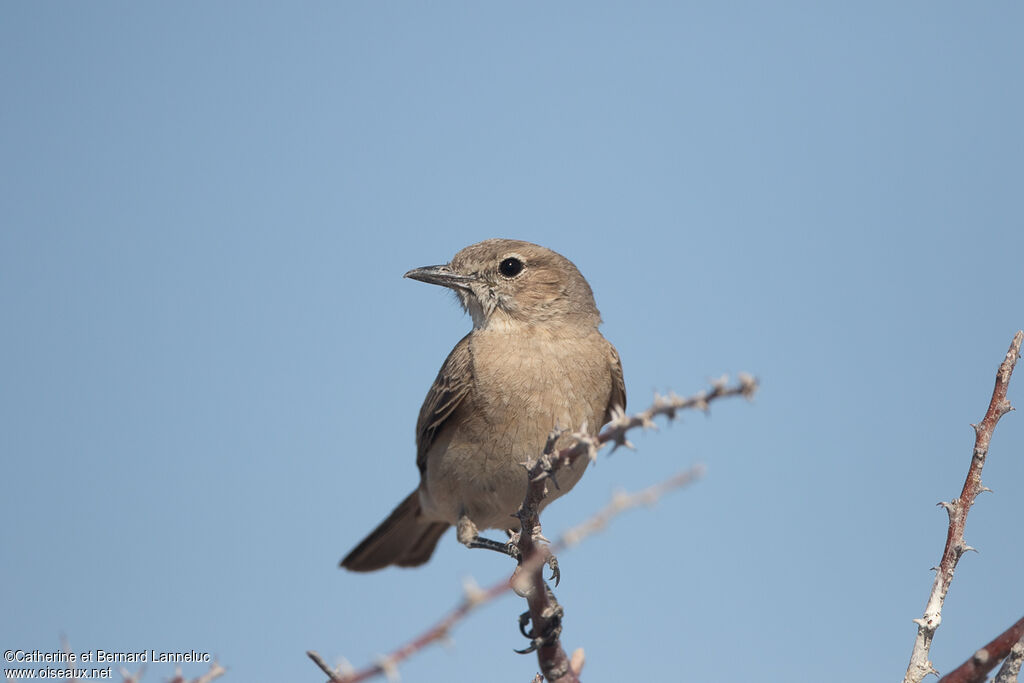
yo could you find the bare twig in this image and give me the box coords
[314,465,706,683]
[937,615,1024,683]
[903,331,1023,683]
[993,632,1024,683]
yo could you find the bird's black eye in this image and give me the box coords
[498,257,524,277]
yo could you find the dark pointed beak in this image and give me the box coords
[404,264,476,290]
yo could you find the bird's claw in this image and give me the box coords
[545,554,560,586]
[518,610,533,639]
[514,607,563,655]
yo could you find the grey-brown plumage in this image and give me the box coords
[341,239,625,571]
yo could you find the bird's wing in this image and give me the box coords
[603,343,627,426]
[416,333,473,474]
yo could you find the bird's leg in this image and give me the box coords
[469,536,521,558]
[457,514,521,560]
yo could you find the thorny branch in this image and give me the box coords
[903,331,1023,683]
[312,374,756,683]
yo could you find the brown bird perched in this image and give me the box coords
[341,239,625,571]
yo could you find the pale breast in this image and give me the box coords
[470,328,611,450]
[420,326,613,529]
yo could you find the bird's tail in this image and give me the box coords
[340,490,450,571]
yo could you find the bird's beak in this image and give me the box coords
[404,264,476,290]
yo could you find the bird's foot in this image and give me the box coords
[514,605,564,655]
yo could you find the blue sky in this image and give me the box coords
[2,3,1022,682]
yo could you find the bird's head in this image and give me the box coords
[404,239,601,331]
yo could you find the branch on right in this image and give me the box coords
[904,331,1024,683]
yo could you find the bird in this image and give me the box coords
[340,238,625,571]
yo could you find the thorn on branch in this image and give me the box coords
[610,434,636,452]
[462,576,486,606]
[544,426,565,455]
[570,649,586,676]
[738,372,758,398]
[570,430,600,464]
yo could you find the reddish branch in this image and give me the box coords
[308,578,509,683]
[903,331,1023,683]
[936,615,1024,683]
[994,632,1024,683]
